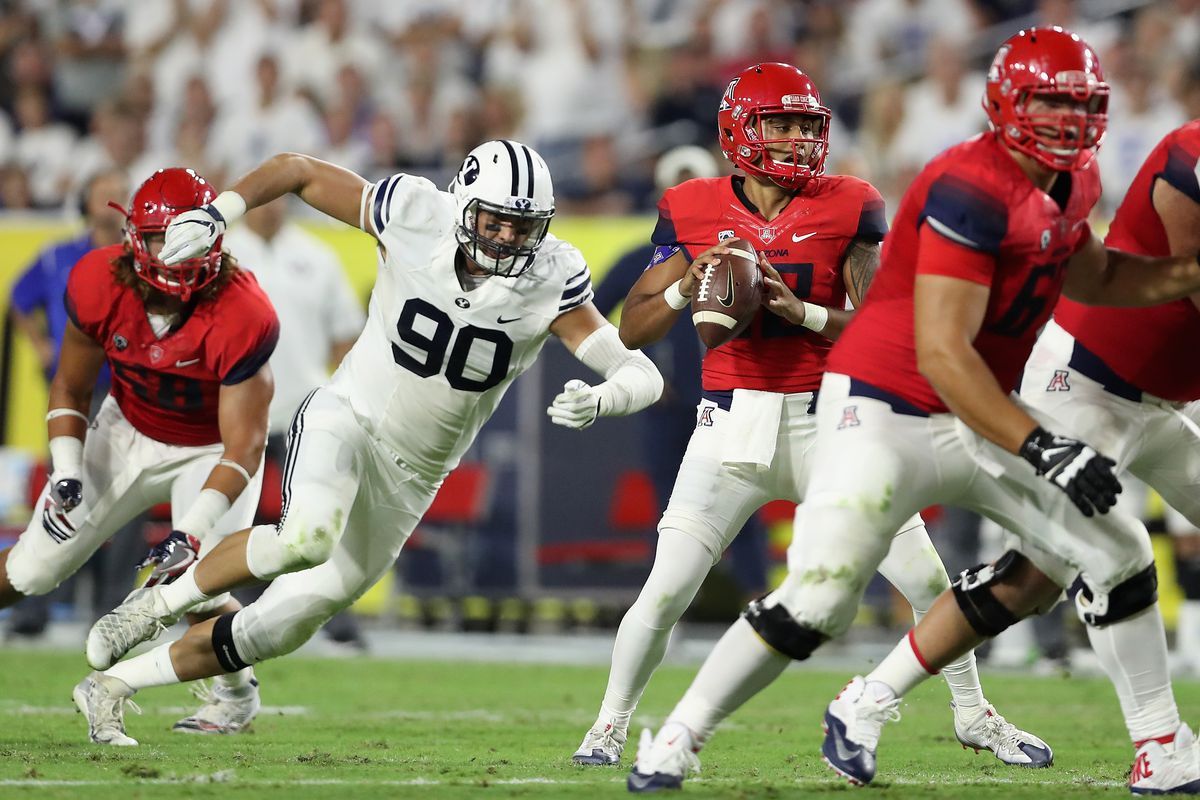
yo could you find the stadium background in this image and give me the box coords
[0,0,1194,651]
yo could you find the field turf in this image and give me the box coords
[0,648,1187,798]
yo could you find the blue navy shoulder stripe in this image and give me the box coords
[919,173,1009,252]
[856,196,888,242]
[1159,142,1200,205]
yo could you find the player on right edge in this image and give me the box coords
[627,28,1200,794]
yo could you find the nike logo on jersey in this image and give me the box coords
[175,358,200,367]
[497,315,522,324]
[792,232,817,243]
[715,264,735,307]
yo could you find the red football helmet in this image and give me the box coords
[717,62,830,190]
[118,168,221,301]
[984,26,1109,172]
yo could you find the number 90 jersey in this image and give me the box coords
[329,173,593,480]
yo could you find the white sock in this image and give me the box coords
[159,569,212,616]
[216,667,255,691]
[1177,601,1200,671]
[940,651,986,712]
[1087,606,1181,744]
[868,630,939,698]
[667,618,790,744]
[598,530,712,723]
[103,642,180,691]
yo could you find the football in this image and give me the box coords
[691,237,763,348]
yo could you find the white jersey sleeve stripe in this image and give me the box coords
[371,176,397,236]
[381,174,404,227]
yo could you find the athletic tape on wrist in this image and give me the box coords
[663,279,691,310]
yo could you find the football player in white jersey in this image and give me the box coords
[75,140,664,745]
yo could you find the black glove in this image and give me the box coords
[138,531,201,587]
[1019,426,1121,517]
[51,478,83,513]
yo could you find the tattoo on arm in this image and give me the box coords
[845,240,881,306]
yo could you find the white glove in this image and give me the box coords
[160,206,225,266]
[547,379,602,430]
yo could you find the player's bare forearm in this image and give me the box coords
[918,337,1038,453]
[1064,229,1200,306]
[229,153,367,230]
[914,274,1038,454]
[617,249,692,348]
[211,366,272,503]
[842,239,881,308]
[46,321,104,438]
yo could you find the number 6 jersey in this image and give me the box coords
[330,173,593,479]
[827,132,1100,413]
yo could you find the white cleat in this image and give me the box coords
[573,718,628,765]
[820,676,902,786]
[953,702,1053,767]
[173,678,261,735]
[626,724,701,793]
[1130,723,1200,795]
[73,672,140,746]
[86,587,179,670]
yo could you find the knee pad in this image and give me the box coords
[245,520,336,581]
[1175,556,1200,600]
[742,597,828,661]
[952,550,1022,637]
[1073,563,1158,627]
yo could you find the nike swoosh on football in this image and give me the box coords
[715,264,735,307]
[175,358,200,367]
[792,232,817,243]
[496,315,522,324]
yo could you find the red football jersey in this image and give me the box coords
[65,245,280,446]
[829,133,1100,413]
[1053,121,1200,402]
[652,175,887,393]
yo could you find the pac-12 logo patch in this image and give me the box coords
[1045,369,1071,392]
[112,333,128,351]
[837,405,861,429]
[149,344,164,364]
[717,229,736,242]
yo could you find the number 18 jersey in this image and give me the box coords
[329,174,593,479]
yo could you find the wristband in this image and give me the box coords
[49,435,84,477]
[46,408,89,424]
[663,279,691,310]
[175,488,233,539]
[210,191,247,227]
[800,302,829,332]
[218,459,253,485]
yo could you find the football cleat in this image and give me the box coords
[820,676,901,786]
[73,672,140,746]
[573,718,628,765]
[173,678,260,735]
[627,724,701,793]
[1130,723,1200,795]
[953,702,1053,767]
[86,586,179,670]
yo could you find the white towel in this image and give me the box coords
[720,389,784,472]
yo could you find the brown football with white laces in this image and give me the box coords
[691,237,762,348]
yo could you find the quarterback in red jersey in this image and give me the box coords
[628,30,1200,795]
[0,168,278,744]
[580,62,1047,781]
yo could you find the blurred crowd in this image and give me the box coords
[0,0,1196,219]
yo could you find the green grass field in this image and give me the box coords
[0,649,1184,798]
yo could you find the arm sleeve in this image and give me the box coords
[917,173,1009,254]
[916,219,997,286]
[218,301,281,385]
[1159,142,1200,205]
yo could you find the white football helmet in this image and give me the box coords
[449,140,555,277]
